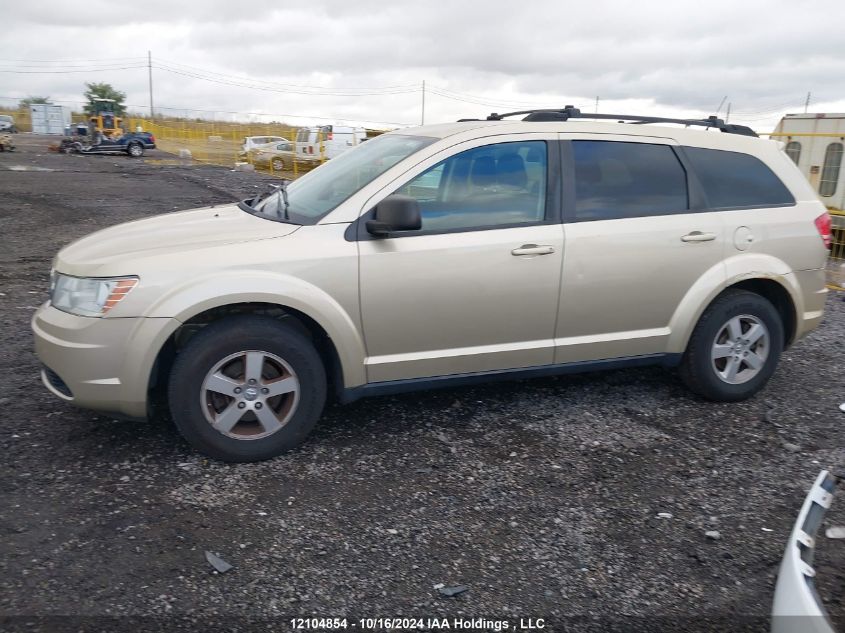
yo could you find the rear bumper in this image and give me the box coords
[791,268,828,342]
[771,470,838,633]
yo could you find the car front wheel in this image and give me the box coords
[168,315,326,462]
[680,289,784,401]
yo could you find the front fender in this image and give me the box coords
[144,270,367,387]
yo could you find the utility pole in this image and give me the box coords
[147,50,154,119]
[715,95,727,116]
[421,80,426,125]
[595,96,599,114]
[725,102,731,123]
[804,91,811,114]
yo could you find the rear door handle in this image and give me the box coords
[511,244,555,256]
[681,231,717,243]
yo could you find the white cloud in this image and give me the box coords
[2,0,844,130]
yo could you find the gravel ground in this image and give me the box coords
[1,134,844,633]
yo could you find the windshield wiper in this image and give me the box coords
[274,179,291,221]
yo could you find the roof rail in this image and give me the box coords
[457,105,758,137]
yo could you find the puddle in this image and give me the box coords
[7,165,54,172]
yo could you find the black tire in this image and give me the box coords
[272,158,285,171]
[679,289,784,401]
[168,315,326,462]
[127,142,144,157]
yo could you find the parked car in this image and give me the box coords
[241,135,286,155]
[0,114,16,133]
[772,470,839,633]
[248,140,301,171]
[33,107,831,462]
[59,131,156,157]
[295,125,366,160]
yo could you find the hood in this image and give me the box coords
[56,204,300,275]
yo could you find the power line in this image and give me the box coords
[0,65,147,74]
[154,57,419,92]
[152,62,419,96]
[0,56,146,63]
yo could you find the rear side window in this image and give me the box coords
[684,147,795,209]
[572,141,688,221]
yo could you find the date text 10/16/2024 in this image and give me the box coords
[290,617,546,631]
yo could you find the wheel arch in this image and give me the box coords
[147,301,348,417]
[668,272,799,356]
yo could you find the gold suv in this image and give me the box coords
[32,108,832,462]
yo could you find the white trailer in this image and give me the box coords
[31,103,72,135]
[772,113,845,213]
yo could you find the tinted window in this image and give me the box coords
[684,146,795,208]
[572,141,688,221]
[392,141,547,232]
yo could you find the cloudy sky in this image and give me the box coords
[3,0,845,130]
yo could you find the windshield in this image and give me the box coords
[0,116,12,123]
[248,134,435,224]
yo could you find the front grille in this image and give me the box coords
[42,365,73,398]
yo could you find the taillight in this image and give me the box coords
[327,133,333,141]
[149,134,155,143]
[308,146,314,154]
[815,212,832,249]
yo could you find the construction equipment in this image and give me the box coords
[0,132,15,151]
[89,98,123,138]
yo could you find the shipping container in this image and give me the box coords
[31,103,72,135]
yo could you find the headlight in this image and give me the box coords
[50,273,138,317]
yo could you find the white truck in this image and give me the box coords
[295,125,366,161]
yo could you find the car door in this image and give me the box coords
[357,135,564,383]
[555,135,726,363]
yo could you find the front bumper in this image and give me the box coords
[31,302,178,419]
[771,470,839,633]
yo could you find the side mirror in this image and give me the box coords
[366,194,421,237]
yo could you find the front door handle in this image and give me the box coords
[681,231,717,243]
[511,244,555,256]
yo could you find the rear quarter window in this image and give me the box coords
[683,146,795,209]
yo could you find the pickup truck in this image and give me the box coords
[59,132,156,157]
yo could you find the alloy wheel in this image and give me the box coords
[710,314,770,385]
[200,350,300,439]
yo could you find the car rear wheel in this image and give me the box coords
[272,158,285,171]
[680,289,784,401]
[127,142,144,157]
[168,315,326,462]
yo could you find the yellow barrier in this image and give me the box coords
[128,118,333,176]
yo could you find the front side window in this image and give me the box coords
[684,146,795,209]
[572,141,688,221]
[820,142,843,197]
[391,140,547,232]
[785,141,801,165]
